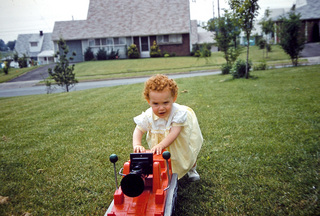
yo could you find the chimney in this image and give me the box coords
[40,31,43,36]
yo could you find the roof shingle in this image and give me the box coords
[52,0,191,41]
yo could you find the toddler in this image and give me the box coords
[132,74,203,181]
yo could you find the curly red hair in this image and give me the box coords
[144,74,178,100]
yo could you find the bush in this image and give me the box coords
[254,60,268,71]
[3,61,9,74]
[191,44,200,56]
[194,50,201,57]
[127,44,140,59]
[202,48,211,57]
[150,41,161,57]
[257,39,266,49]
[201,43,212,57]
[84,47,94,61]
[18,54,28,68]
[231,59,252,79]
[96,48,107,60]
[221,63,232,75]
[266,44,272,52]
[108,48,119,60]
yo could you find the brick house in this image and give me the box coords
[273,0,320,44]
[52,0,194,62]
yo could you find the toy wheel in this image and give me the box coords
[164,173,178,216]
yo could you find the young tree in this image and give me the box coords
[278,9,305,66]
[259,9,274,58]
[48,38,78,92]
[229,0,260,79]
[205,10,241,73]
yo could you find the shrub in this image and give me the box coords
[150,41,161,57]
[201,43,212,57]
[221,63,232,75]
[202,48,211,57]
[164,54,170,58]
[96,48,107,60]
[84,47,94,61]
[109,48,119,60]
[254,60,268,71]
[231,59,252,79]
[266,44,272,52]
[191,44,200,56]
[194,50,201,57]
[3,61,9,74]
[127,44,140,59]
[257,39,266,49]
[18,54,28,68]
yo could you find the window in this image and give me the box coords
[30,42,38,47]
[89,39,95,46]
[106,38,113,45]
[101,38,107,45]
[157,34,182,44]
[114,37,126,45]
[95,39,101,46]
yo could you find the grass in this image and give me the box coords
[73,45,294,81]
[0,65,319,215]
[0,45,300,83]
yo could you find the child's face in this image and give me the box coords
[147,88,176,119]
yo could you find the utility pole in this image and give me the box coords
[217,0,220,18]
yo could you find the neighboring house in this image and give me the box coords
[14,31,55,65]
[52,0,192,62]
[239,21,262,46]
[197,26,218,52]
[273,0,320,43]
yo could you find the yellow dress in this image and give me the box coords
[134,103,203,179]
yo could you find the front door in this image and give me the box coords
[140,36,150,58]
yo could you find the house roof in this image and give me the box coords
[197,27,215,44]
[295,0,320,20]
[52,0,191,41]
[14,33,54,57]
[272,0,320,21]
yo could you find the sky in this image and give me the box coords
[0,0,295,43]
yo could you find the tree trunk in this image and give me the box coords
[246,34,250,79]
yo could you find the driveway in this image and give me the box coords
[8,63,53,82]
[300,42,320,57]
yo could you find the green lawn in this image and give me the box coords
[0,65,319,215]
[1,45,299,83]
[73,45,295,81]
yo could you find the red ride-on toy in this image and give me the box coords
[105,151,178,216]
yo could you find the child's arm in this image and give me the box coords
[132,126,146,153]
[151,126,182,155]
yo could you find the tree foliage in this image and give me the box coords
[259,9,274,58]
[278,9,305,66]
[48,38,78,92]
[205,10,241,73]
[229,0,260,78]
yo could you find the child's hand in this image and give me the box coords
[151,144,165,155]
[133,145,146,153]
